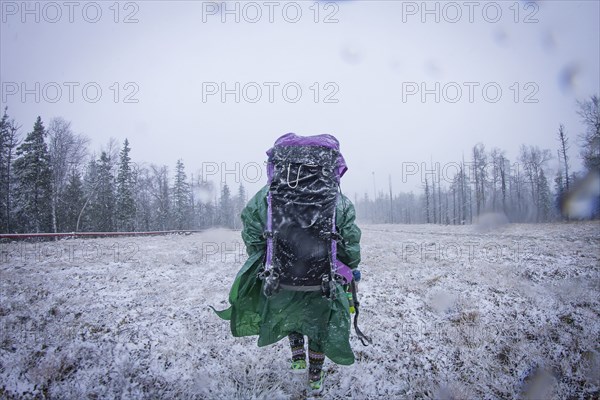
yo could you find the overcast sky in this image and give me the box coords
[1,0,599,198]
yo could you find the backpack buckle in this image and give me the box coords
[259,268,280,297]
[321,274,337,300]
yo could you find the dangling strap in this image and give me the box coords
[264,161,275,271]
[322,191,340,299]
[351,280,372,346]
[331,196,338,276]
[264,190,274,271]
[259,190,281,297]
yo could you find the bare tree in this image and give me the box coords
[490,148,508,215]
[102,137,121,169]
[150,164,171,230]
[0,115,22,233]
[388,174,393,224]
[576,95,600,172]
[431,171,437,224]
[510,161,524,221]
[472,143,487,217]
[133,163,152,231]
[452,181,457,224]
[461,155,470,224]
[557,124,571,191]
[519,145,552,222]
[437,172,442,224]
[424,176,431,223]
[47,117,90,233]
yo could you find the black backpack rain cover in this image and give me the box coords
[266,145,340,290]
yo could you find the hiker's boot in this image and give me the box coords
[289,333,306,373]
[308,370,325,393]
[290,359,307,373]
[308,350,326,392]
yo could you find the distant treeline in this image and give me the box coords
[355,95,599,224]
[0,113,246,234]
[0,95,598,234]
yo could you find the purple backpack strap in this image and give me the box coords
[264,161,275,270]
[331,190,353,285]
[334,259,353,284]
[265,190,273,269]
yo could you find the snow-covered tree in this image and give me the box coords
[233,183,247,229]
[116,139,136,231]
[538,169,552,222]
[13,116,53,233]
[134,164,152,232]
[219,183,234,228]
[556,124,571,192]
[62,168,85,232]
[195,179,215,228]
[47,117,89,232]
[0,108,19,232]
[0,109,8,232]
[89,151,116,231]
[150,164,170,231]
[472,143,487,217]
[172,159,191,230]
[490,148,508,215]
[423,176,431,224]
[577,95,600,172]
[519,145,552,222]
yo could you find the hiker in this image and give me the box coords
[214,133,363,392]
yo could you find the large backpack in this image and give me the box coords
[259,133,353,299]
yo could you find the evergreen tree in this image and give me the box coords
[202,200,216,228]
[460,159,469,224]
[424,177,431,223]
[150,165,171,231]
[233,183,247,229]
[79,157,99,231]
[134,165,152,232]
[189,174,197,229]
[219,183,234,228]
[62,168,85,232]
[90,151,116,231]
[116,139,136,231]
[554,170,566,218]
[172,159,191,230]
[0,108,8,232]
[538,169,552,222]
[195,179,215,228]
[12,116,53,233]
[2,116,19,231]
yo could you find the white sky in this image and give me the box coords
[1,0,599,198]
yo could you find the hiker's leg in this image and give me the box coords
[308,338,325,381]
[288,332,305,361]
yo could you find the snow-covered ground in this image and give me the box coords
[1,222,599,399]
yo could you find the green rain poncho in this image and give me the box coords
[214,185,361,365]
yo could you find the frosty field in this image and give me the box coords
[1,222,599,399]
